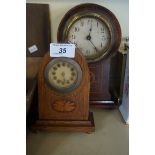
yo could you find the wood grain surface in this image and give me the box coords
[38,49,90,120]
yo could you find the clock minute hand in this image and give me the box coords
[89,40,98,52]
[86,33,98,52]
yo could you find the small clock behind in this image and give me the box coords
[32,48,95,132]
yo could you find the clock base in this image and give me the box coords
[32,112,95,133]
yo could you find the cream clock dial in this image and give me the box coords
[44,58,82,93]
[57,3,121,63]
[68,17,111,60]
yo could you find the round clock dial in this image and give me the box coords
[44,58,82,93]
[57,3,121,63]
[67,17,111,60]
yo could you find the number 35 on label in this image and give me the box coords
[50,43,75,58]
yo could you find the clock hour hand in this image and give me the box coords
[88,22,92,36]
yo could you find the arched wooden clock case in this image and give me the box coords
[57,3,121,108]
[32,49,95,132]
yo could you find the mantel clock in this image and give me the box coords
[57,3,121,108]
[32,48,95,132]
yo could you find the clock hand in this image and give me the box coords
[86,21,97,52]
[88,23,92,36]
[88,40,98,52]
[86,35,98,52]
[90,22,92,32]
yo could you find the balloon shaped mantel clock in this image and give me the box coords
[32,48,95,132]
[57,3,122,108]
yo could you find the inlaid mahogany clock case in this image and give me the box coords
[57,3,122,108]
[32,49,95,132]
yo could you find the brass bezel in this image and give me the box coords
[61,12,115,63]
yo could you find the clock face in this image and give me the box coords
[44,58,82,93]
[57,4,121,63]
[67,17,111,61]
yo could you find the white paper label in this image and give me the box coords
[50,43,75,58]
[28,45,38,53]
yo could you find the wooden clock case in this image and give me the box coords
[57,3,122,109]
[32,49,95,132]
